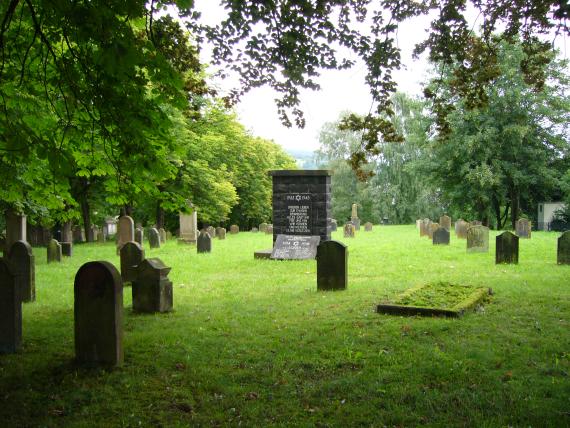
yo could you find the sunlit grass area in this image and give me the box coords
[2,225,569,427]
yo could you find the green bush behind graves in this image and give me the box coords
[1,226,569,427]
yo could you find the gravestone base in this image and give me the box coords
[132,278,173,313]
[177,238,196,245]
[254,249,273,259]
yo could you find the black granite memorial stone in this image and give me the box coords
[496,231,519,264]
[270,170,331,245]
[316,240,347,291]
[0,259,21,353]
[197,230,212,253]
[271,235,321,260]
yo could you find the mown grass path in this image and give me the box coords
[2,225,569,427]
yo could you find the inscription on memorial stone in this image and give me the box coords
[271,234,320,260]
[285,193,312,234]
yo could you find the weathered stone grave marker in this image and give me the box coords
[135,227,144,246]
[428,222,439,239]
[159,228,167,243]
[316,240,347,291]
[117,216,135,254]
[516,218,532,239]
[216,227,226,239]
[557,231,570,265]
[330,219,337,232]
[251,227,259,233]
[364,222,373,231]
[230,225,239,234]
[73,226,85,243]
[206,226,215,238]
[420,218,431,238]
[132,258,173,313]
[433,227,450,245]
[343,223,355,238]
[8,240,35,302]
[74,261,123,366]
[455,219,469,239]
[0,259,21,353]
[178,203,198,244]
[148,227,161,249]
[351,203,360,231]
[197,230,212,253]
[47,239,62,263]
[266,224,273,234]
[467,225,489,253]
[4,210,26,257]
[259,223,268,233]
[439,215,451,231]
[120,241,145,283]
[271,235,320,260]
[496,231,519,264]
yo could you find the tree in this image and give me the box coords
[421,39,570,228]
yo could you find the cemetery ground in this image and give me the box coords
[2,226,569,427]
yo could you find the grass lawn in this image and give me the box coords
[1,225,569,427]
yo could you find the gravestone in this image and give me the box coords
[216,227,226,239]
[416,219,421,229]
[135,227,144,246]
[266,224,273,234]
[61,221,73,243]
[427,222,439,239]
[0,259,21,353]
[197,230,212,253]
[316,240,347,291]
[467,225,489,253]
[73,226,85,243]
[159,228,167,243]
[259,223,268,233]
[166,231,172,240]
[455,219,469,239]
[206,226,215,238]
[516,218,532,239]
[343,223,355,238]
[251,227,259,233]
[4,210,26,257]
[439,215,451,231]
[61,242,73,257]
[471,220,483,226]
[97,230,106,244]
[271,235,320,260]
[432,227,450,245]
[47,239,62,263]
[148,228,161,249]
[230,225,239,234]
[120,241,145,283]
[90,225,99,242]
[420,218,431,238]
[74,261,123,366]
[8,240,35,302]
[178,204,198,244]
[351,203,360,230]
[330,219,337,232]
[557,231,570,265]
[270,170,331,245]
[117,216,135,254]
[364,222,373,231]
[132,258,173,313]
[496,231,519,264]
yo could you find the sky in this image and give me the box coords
[192,2,568,154]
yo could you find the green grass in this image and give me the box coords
[388,281,489,310]
[1,225,569,427]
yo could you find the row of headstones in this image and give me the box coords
[418,217,533,239]
[343,221,374,237]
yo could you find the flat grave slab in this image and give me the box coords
[377,282,491,318]
[271,235,321,260]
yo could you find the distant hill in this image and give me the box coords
[286,149,319,169]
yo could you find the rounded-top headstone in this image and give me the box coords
[117,216,135,251]
[120,241,145,283]
[148,227,161,249]
[47,239,62,263]
[216,227,226,239]
[8,240,35,302]
[317,240,348,291]
[495,231,519,264]
[74,261,123,366]
[230,225,239,234]
[197,230,212,253]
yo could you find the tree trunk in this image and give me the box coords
[510,188,519,229]
[80,195,92,242]
[156,202,165,229]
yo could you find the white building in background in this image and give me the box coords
[537,202,566,230]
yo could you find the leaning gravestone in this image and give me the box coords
[455,219,470,239]
[178,203,198,244]
[8,240,35,302]
[364,222,373,231]
[74,261,123,367]
[316,240,347,291]
[439,215,451,231]
[47,239,62,263]
[270,170,331,245]
[117,216,135,254]
[120,241,145,283]
[271,235,320,260]
[433,227,450,245]
[159,228,167,243]
[148,227,161,249]
[132,258,173,313]
[135,227,144,246]
[197,230,212,253]
[216,227,226,239]
[516,218,532,239]
[259,223,268,233]
[496,231,519,264]
[467,225,489,253]
[4,210,26,257]
[230,225,239,234]
[330,219,337,232]
[206,226,215,238]
[343,223,355,238]
[557,231,570,265]
[0,259,21,353]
